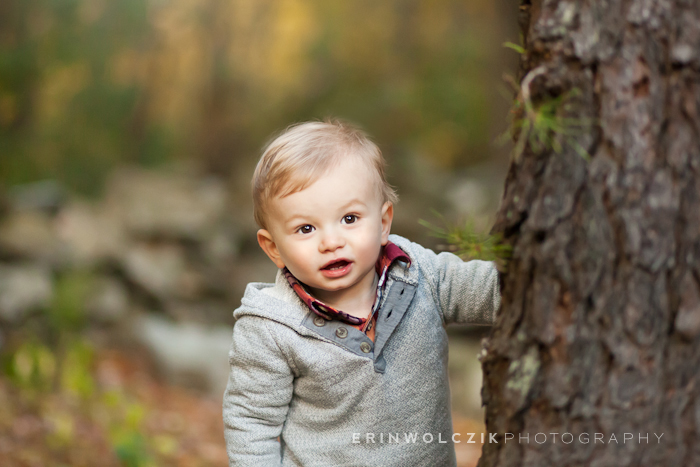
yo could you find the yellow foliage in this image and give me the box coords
[37,63,91,124]
[110,49,149,87]
[0,94,17,126]
[45,409,75,447]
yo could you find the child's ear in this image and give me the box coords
[257,229,285,269]
[380,202,394,245]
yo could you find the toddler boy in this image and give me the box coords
[223,120,501,466]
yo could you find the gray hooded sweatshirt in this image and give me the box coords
[223,234,501,467]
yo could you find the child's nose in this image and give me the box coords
[318,229,346,252]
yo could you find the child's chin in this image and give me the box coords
[315,283,346,292]
[314,279,352,292]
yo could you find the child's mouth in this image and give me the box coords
[323,260,349,270]
[320,260,352,278]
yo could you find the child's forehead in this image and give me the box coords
[268,171,381,214]
[276,156,379,196]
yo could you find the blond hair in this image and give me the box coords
[252,119,398,229]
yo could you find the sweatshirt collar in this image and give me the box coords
[282,241,411,326]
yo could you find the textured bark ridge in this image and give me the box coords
[480,1,700,466]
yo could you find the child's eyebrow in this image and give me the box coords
[283,214,312,226]
[339,198,366,210]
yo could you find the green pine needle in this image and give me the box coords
[419,210,512,271]
[503,41,526,55]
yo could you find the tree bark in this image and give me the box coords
[480,1,700,466]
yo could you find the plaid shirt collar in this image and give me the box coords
[282,241,411,327]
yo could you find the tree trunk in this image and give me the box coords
[480,1,700,466]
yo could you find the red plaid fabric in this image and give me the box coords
[282,241,411,328]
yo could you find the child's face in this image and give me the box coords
[257,157,393,302]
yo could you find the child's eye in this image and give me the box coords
[342,214,358,224]
[297,225,315,234]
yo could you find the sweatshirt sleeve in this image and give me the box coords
[405,238,501,326]
[223,315,294,466]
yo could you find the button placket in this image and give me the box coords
[302,312,377,358]
[372,280,417,365]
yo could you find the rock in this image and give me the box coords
[121,242,207,302]
[122,243,187,300]
[105,168,228,241]
[8,180,66,213]
[54,201,127,268]
[0,263,53,322]
[202,227,239,267]
[165,299,232,324]
[132,314,232,396]
[85,276,130,324]
[0,211,64,263]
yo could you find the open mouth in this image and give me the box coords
[322,260,350,270]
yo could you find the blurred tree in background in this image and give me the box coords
[0,3,519,465]
[0,0,154,193]
[0,0,515,197]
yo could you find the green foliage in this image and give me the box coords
[59,338,95,399]
[6,340,56,393]
[113,431,154,467]
[47,270,93,334]
[1,336,157,465]
[45,409,76,448]
[498,67,595,162]
[0,266,155,465]
[3,336,95,400]
[0,0,157,193]
[419,210,511,271]
[1,0,506,193]
[503,33,526,56]
[109,401,154,467]
[101,390,156,466]
[502,41,525,55]
[506,89,593,161]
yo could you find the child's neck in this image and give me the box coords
[310,271,378,319]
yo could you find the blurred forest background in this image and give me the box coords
[0,1,518,466]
